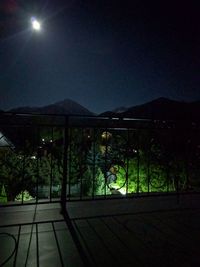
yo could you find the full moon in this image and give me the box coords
[31,17,41,31]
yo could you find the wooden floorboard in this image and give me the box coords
[0,194,200,266]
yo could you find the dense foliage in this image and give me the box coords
[0,125,200,203]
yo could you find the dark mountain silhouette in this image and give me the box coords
[3,97,200,121]
[8,99,94,116]
[100,97,200,121]
[112,106,128,113]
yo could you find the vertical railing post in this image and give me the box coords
[104,128,108,198]
[136,131,140,194]
[126,129,130,195]
[61,116,69,212]
[92,128,96,199]
[80,128,84,200]
[49,127,54,202]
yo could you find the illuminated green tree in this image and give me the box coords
[0,150,36,201]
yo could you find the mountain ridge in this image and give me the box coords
[2,97,200,121]
[100,97,200,121]
[7,98,94,116]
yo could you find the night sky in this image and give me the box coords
[0,0,199,114]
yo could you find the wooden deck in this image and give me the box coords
[0,194,200,266]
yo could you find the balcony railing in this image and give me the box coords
[0,113,200,205]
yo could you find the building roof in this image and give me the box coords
[0,131,14,148]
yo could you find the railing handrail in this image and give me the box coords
[0,112,200,129]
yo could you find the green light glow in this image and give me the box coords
[105,159,183,194]
[0,185,7,203]
[15,191,35,201]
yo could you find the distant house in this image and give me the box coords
[0,131,14,203]
[0,131,14,149]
